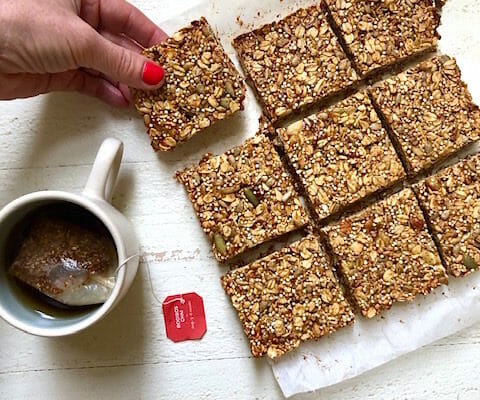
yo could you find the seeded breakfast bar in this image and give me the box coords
[177,134,309,262]
[414,154,480,277]
[134,18,246,151]
[277,91,405,221]
[324,0,439,77]
[232,4,359,121]
[324,188,448,318]
[370,56,480,174]
[221,235,355,359]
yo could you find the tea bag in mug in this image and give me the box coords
[9,211,118,307]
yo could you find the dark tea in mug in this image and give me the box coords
[5,202,118,320]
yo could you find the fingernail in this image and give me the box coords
[142,62,164,86]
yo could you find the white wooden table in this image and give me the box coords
[1,1,480,399]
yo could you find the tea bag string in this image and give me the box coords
[115,254,141,275]
[144,255,164,305]
[115,252,173,306]
[143,255,185,305]
[162,296,185,305]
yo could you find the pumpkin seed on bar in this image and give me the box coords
[214,234,227,256]
[244,188,260,207]
[463,254,477,270]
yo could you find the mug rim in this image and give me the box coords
[0,190,132,337]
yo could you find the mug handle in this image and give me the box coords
[83,138,124,203]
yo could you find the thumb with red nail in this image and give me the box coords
[142,62,165,86]
[0,0,168,107]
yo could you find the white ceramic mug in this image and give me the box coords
[0,138,139,336]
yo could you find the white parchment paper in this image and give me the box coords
[161,0,480,397]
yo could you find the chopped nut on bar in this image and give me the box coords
[324,188,447,318]
[134,18,246,151]
[324,0,439,77]
[415,154,480,277]
[233,4,358,121]
[221,235,354,358]
[177,134,309,262]
[277,91,405,221]
[370,56,480,174]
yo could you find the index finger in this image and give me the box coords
[82,0,168,48]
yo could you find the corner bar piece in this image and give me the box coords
[233,4,358,121]
[221,235,354,358]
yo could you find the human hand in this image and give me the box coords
[0,0,168,107]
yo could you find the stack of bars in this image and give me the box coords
[173,0,480,359]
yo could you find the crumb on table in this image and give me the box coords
[221,235,354,358]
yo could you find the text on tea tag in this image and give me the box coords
[162,292,207,342]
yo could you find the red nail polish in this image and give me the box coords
[142,62,164,85]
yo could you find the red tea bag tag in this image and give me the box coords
[162,292,207,342]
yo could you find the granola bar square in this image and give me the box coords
[277,91,405,221]
[324,0,439,77]
[134,18,246,151]
[221,235,354,359]
[324,188,447,318]
[370,56,480,174]
[177,134,309,262]
[233,4,358,121]
[415,154,480,277]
